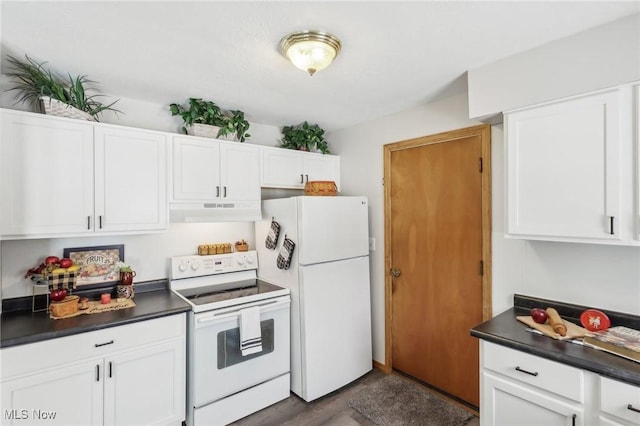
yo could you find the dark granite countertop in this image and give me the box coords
[471,294,640,387]
[1,280,190,349]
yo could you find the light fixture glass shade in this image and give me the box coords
[280,31,341,76]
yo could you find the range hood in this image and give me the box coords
[170,201,262,223]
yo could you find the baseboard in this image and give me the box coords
[373,360,391,374]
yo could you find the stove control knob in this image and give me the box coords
[178,262,188,272]
[246,255,255,264]
[191,261,200,271]
[236,255,246,266]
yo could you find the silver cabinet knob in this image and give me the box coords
[390,268,401,277]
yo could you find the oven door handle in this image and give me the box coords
[196,297,290,324]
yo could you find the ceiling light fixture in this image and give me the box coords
[279,30,341,76]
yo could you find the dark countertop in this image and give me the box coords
[471,294,640,386]
[1,281,191,349]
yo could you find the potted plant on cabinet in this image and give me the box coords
[216,109,251,142]
[5,54,121,121]
[169,98,251,142]
[280,121,330,154]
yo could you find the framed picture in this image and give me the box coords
[63,245,124,288]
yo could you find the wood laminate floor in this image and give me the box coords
[231,369,480,426]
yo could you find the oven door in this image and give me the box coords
[191,295,290,407]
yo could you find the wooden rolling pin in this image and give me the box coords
[546,307,567,336]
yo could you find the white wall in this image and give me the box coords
[468,14,640,120]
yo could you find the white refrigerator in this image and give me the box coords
[255,196,372,402]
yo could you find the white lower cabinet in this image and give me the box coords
[481,341,585,426]
[598,376,640,426]
[481,341,640,426]
[483,371,584,425]
[1,359,103,425]
[1,315,186,426]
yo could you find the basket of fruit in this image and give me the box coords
[26,255,81,291]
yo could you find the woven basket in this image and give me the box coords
[39,96,96,121]
[50,295,80,318]
[304,181,338,196]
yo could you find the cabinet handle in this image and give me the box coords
[300,174,304,184]
[109,361,113,378]
[216,186,220,197]
[628,404,640,413]
[609,216,615,235]
[96,364,100,382]
[99,215,103,229]
[95,340,114,348]
[571,414,576,426]
[87,216,91,230]
[305,174,309,183]
[515,366,539,377]
[224,186,227,197]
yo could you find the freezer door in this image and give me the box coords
[297,196,369,265]
[298,256,372,401]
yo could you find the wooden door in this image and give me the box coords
[384,125,491,408]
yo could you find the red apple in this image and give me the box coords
[530,308,549,324]
[45,256,60,265]
[50,288,67,302]
[59,258,73,268]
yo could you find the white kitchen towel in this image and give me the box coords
[240,306,262,356]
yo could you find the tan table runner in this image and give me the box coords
[50,298,135,320]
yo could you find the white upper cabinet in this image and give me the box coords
[261,146,340,190]
[171,135,260,202]
[1,111,95,237]
[504,84,637,245]
[0,110,168,239]
[94,126,168,233]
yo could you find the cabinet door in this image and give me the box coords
[482,371,584,426]
[1,359,103,425]
[172,136,221,201]
[1,111,94,237]
[261,147,304,188]
[505,89,622,241]
[103,339,185,426]
[95,126,167,232]
[220,142,260,201]
[302,153,340,190]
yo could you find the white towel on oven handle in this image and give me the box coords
[240,306,263,356]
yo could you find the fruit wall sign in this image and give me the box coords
[63,245,124,287]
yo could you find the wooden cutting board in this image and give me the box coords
[516,316,590,340]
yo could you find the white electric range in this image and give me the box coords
[170,251,291,425]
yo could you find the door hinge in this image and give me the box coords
[479,260,484,276]
[382,177,385,186]
[479,157,483,173]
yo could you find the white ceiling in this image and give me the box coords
[1,1,638,131]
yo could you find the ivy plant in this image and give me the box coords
[169,98,250,142]
[280,121,330,154]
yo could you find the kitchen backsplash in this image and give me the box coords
[0,222,255,300]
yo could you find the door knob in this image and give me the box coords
[390,268,401,277]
